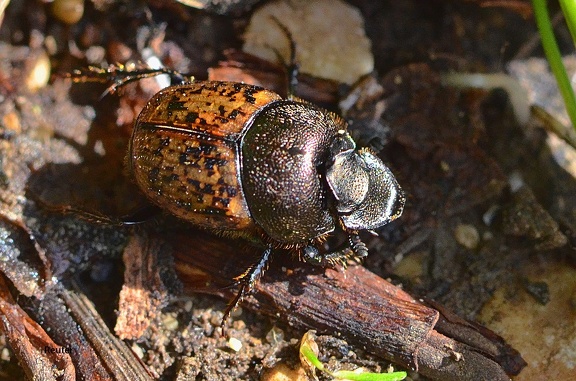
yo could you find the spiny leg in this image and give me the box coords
[347,234,369,259]
[303,234,368,267]
[27,187,160,226]
[222,247,273,326]
[68,65,192,96]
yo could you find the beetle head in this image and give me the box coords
[326,131,405,231]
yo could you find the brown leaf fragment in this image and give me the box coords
[0,275,75,381]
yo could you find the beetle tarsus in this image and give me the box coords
[222,247,273,326]
[302,243,350,268]
[303,234,368,268]
[349,234,369,259]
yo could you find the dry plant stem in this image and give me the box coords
[170,230,519,381]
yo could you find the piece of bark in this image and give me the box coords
[0,216,50,298]
[59,286,155,381]
[11,280,155,381]
[169,229,524,381]
[115,233,169,340]
[0,275,75,381]
[426,299,527,376]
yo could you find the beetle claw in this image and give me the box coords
[348,234,368,259]
[220,279,242,290]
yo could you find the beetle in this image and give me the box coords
[71,65,405,320]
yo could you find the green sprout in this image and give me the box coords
[532,0,576,133]
[299,334,407,381]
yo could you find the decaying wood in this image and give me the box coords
[426,299,527,376]
[169,229,524,381]
[115,233,169,340]
[59,286,155,381]
[0,275,154,381]
[0,275,75,381]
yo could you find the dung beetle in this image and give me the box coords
[71,65,405,320]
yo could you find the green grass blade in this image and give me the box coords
[299,343,325,371]
[332,369,407,381]
[559,0,576,43]
[532,0,576,132]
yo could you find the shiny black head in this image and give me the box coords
[326,131,405,231]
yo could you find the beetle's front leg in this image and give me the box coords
[303,234,368,267]
[222,247,273,325]
[347,234,369,259]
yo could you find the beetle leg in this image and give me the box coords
[303,234,368,268]
[222,247,273,325]
[68,66,192,96]
[118,204,163,225]
[27,187,160,226]
[347,234,369,259]
[302,243,351,267]
[302,245,324,265]
[268,16,299,99]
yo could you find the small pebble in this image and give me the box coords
[228,337,242,352]
[454,224,480,250]
[51,0,84,24]
[243,0,373,85]
[25,51,50,92]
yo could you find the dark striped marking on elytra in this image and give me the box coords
[167,100,187,111]
[185,111,199,123]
